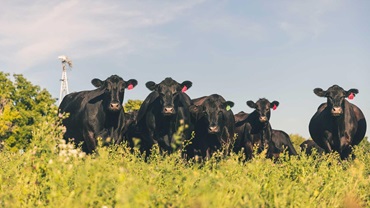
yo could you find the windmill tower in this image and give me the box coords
[58,55,73,104]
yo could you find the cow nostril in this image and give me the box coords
[332,107,341,112]
[111,103,120,108]
[209,126,218,132]
[164,107,174,113]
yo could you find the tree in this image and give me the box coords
[0,72,57,152]
[123,99,143,112]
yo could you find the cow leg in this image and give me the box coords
[244,141,253,160]
[340,133,351,155]
[141,131,155,156]
[82,130,97,154]
[339,133,353,159]
[221,127,231,156]
[205,147,211,160]
[340,146,353,160]
[160,134,173,154]
[322,131,333,153]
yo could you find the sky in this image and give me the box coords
[1,0,369,139]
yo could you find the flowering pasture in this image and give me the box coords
[1,116,370,208]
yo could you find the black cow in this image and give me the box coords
[271,129,298,157]
[59,75,137,154]
[120,110,140,148]
[309,85,367,159]
[241,129,297,159]
[135,77,193,154]
[185,94,235,160]
[300,140,324,155]
[233,98,279,160]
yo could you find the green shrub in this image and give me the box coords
[1,117,369,207]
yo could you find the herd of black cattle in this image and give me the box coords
[58,75,367,161]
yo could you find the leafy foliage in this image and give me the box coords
[123,99,143,112]
[0,72,57,152]
[289,133,307,153]
[1,120,370,207]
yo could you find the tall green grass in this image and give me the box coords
[1,118,369,207]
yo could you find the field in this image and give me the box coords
[1,118,370,208]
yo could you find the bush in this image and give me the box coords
[1,117,370,207]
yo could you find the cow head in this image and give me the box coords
[146,77,192,116]
[314,85,358,116]
[247,98,279,123]
[91,75,138,112]
[190,95,234,134]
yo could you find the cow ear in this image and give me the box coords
[246,100,256,109]
[126,79,138,90]
[181,81,192,92]
[91,78,104,88]
[313,88,326,97]
[270,101,279,110]
[146,81,157,91]
[346,88,359,95]
[224,101,234,111]
[346,88,359,99]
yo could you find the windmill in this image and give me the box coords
[58,55,73,104]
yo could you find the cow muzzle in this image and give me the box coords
[109,102,121,111]
[208,126,220,134]
[331,107,343,116]
[163,106,175,115]
[259,116,268,123]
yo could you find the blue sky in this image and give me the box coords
[1,0,369,139]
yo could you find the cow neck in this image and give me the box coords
[331,101,354,141]
[105,108,123,129]
[249,111,268,132]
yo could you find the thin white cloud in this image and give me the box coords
[0,0,206,72]
[193,15,267,41]
[276,0,343,42]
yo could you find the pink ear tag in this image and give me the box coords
[348,92,354,100]
[127,84,134,90]
[181,86,188,92]
[272,104,277,110]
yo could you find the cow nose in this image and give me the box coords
[331,107,342,115]
[208,126,219,133]
[110,102,120,110]
[164,107,174,114]
[259,116,268,122]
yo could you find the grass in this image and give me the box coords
[1,118,370,208]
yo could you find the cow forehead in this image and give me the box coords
[327,85,345,97]
[204,96,225,109]
[158,78,180,92]
[106,75,124,85]
[203,99,219,109]
[256,99,270,108]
